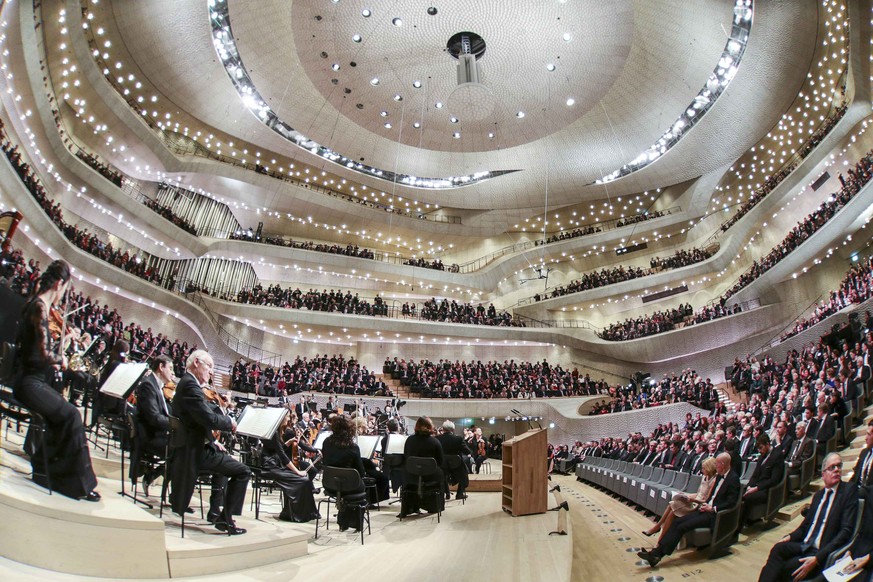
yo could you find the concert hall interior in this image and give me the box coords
[2,0,873,581]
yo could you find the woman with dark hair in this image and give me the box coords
[13,260,99,501]
[259,413,320,522]
[322,415,367,531]
[400,416,444,517]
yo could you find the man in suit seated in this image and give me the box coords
[133,355,175,488]
[436,420,471,500]
[638,452,740,568]
[170,350,251,535]
[758,452,859,581]
[786,421,815,480]
[813,403,836,463]
[850,419,873,489]
[739,434,785,531]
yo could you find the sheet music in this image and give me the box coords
[235,406,287,440]
[384,434,408,455]
[99,362,148,399]
[313,430,332,450]
[356,435,380,459]
[824,555,863,582]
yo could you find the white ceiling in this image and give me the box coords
[106,0,817,213]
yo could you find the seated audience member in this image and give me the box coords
[785,421,815,479]
[638,453,740,568]
[838,484,873,580]
[758,453,858,582]
[643,457,717,544]
[850,420,873,489]
[738,435,785,531]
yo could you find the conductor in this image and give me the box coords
[170,350,250,535]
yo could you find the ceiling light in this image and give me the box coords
[427,7,438,15]
[546,63,556,71]
[384,123,392,128]
[562,32,571,42]
[361,9,371,17]
[393,94,403,101]
[566,97,575,106]
[488,132,495,139]
[435,102,443,108]
[352,34,362,43]
[392,17,403,26]
[331,63,340,71]
[516,111,525,118]
[370,77,380,85]
[412,80,422,88]
[413,122,421,128]
[452,132,460,139]
[450,117,458,123]
[380,111,388,117]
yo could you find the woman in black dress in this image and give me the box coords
[13,260,99,500]
[259,413,319,522]
[322,415,367,531]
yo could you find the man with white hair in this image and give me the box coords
[171,350,251,535]
[436,420,471,500]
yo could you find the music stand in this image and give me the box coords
[307,401,318,413]
[97,363,148,504]
[313,430,332,451]
[235,407,288,440]
[384,434,408,455]
[356,435,380,460]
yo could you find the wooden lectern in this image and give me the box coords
[501,428,548,516]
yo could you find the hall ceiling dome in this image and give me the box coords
[107,0,816,211]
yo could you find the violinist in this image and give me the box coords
[170,350,250,535]
[134,355,174,455]
[282,418,319,481]
[259,413,320,522]
[12,260,99,501]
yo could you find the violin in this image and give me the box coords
[477,440,487,457]
[202,386,231,441]
[48,306,64,340]
[162,380,176,402]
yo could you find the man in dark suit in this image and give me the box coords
[758,452,859,581]
[739,435,785,530]
[662,441,685,471]
[135,355,173,455]
[850,420,873,489]
[638,452,740,568]
[786,421,816,479]
[678,441,697,473]
[738,424,756,459]
[170,350,250,535]
[436,420,471,500]
[772,420,794,460]
[814,403,836,461]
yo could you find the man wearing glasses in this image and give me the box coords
[758,452,858,581]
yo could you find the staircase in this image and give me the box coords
[380,375,411,399]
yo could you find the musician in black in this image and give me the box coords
[170,350,250,535]
[135,354,173,455]
[13,260,99,501]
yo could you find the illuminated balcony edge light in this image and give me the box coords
[593,0,754,186]
[207,3,519,190]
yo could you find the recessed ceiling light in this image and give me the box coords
[488,132,495,139]
[566,97,575,106]
[516,111,525,118]
[435,102,443,109]
[384,123,392,128]
[331,63,340,71]
[450,117,459,123]
[427,7,438,16]
[452,132,460,139]
[392,17,403,26]
[562,32,571,42]
[393,94,403,101]
[370,77,380,85]
[413,122,421,128]
[352,34,362,43]
[361,9,371,17]
[546,63,556,71]
[380,111,388,117]
[412,80,422,88]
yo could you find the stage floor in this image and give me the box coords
[0,427,569,581]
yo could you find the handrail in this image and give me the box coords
[748,295,823,356]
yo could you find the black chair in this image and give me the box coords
[0,385,52,495]
[744,466,788,528]
[787,454,815,495]
[682,498,742,559]
[124,406,163,508]
[316,466,370,544]
[400,456,444,522]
